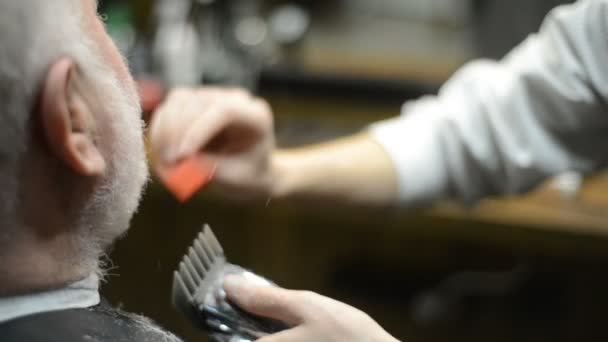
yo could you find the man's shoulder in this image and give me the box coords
[0,302,182,342]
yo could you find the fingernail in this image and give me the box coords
[242,271,272,286]
[224,272,271,293]
[224,274,247,292]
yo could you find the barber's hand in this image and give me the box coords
[224,275,400,342]
[149,87,276,198]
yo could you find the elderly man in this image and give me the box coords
[0,0,168,339]
[0,1,399,341]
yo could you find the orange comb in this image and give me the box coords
[157,156,216,203]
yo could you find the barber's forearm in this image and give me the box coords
[270,133,399,205]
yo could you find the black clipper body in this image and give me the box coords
[172,225,288,342]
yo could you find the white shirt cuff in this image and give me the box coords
[368,100,450,206]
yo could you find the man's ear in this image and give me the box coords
[39,57,106,177]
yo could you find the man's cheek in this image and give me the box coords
[104,38,135,89]
[89,16,132,85]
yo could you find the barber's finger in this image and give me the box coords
[164,93,220,161]
[256,327,309,342]
[151,93,220,164]
[149,88,214,162]
[174,98,267,162]
[149,88,193,162]
[223,275,307,326]
[170,102,232,163]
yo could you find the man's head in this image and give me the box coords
[0,0,148,295]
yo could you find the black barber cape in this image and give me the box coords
[0,300,182,342]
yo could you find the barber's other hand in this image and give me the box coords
[149,87,275,198]
[224,275,400,342]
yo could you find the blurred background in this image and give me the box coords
[98,0,608,341]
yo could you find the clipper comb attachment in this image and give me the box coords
[172,225,288,342]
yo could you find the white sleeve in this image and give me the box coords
[369,0,608,207]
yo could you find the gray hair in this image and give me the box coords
[0,0,149,276]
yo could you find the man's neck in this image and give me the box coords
[0,239,89,297]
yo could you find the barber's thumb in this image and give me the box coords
[224,274,303,326]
